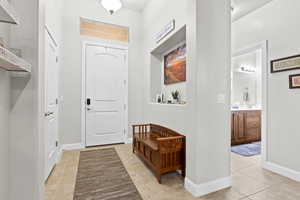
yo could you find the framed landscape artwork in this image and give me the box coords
[289,74,300,89]
[164,43,186,85]
[271,54,300,73]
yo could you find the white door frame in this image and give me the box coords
[232,40,269,165]
[81,41,129,147]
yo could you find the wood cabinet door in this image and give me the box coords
[232,111,245,144]
[236,112,245,140]
[231,113,235,143]
[244,111,261,141]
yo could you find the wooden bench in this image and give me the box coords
[132,124,186,183]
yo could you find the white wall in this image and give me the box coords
[9,0,42,199]
[0,69,10,200]
[142,0,231,194]
[61,0,143,144]
[193,0,231,186]
[0,22,10,200]
[142,0,190,141]
[233,0,300,172]
[142,0,198,180]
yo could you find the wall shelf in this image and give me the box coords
[0,46,31,73]
[0,0,19,24]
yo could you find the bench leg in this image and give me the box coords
[156,172,162,184]
[182,168,186,178]
[132,139,136,153]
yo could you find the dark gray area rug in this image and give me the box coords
[74,148,142,200]
[231,142,261,157]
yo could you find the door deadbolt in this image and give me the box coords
[87,98,91,105]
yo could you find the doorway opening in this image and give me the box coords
[230,41,268,171]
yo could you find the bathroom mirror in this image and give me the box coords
[231,49,262,108]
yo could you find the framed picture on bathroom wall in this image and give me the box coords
[289,74,300,89]
[164,43,186,85]
[271,54,300,73]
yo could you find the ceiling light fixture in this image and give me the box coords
[101,0,122,15]
[239,65,256,73]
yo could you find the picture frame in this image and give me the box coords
[271,54,300,73]
[289,74,300,89]
[155,19,175,43]
[164,43,186,85]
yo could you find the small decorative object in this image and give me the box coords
[180,101,187,105]
[164,43,186,84]
[171,90,180,103]
[156,94,162,103]
[289,74,300,89]
[155,19,175,43]
[161,93,165,103]
[167,95,173,104]
[271,54,300,73]
[242,87,250,105]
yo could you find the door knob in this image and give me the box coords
[45,112,54,117]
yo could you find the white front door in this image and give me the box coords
[45,29,59,180]
[85,44,127,147]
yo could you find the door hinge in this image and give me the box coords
[56,56,58,63]
[56,98,59,105]
[124,80,127,85]
[124,104,126,110]
[124,129,126,135]
[55,141,58,147]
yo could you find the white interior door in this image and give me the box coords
[45,29,59,180]
[85,44,127,147]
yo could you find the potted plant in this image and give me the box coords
[171,90,180,103]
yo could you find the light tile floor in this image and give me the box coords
[45,144,300,200]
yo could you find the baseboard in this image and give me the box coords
[62,143,85,151]
[184,176,232,197]
[125,137,133,144]
[263,162,300,183]
[56,146,63,163]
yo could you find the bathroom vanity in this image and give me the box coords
[231,109,261,146]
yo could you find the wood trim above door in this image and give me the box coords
[80,18,129,43]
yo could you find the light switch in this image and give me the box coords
[217,94,226,104]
